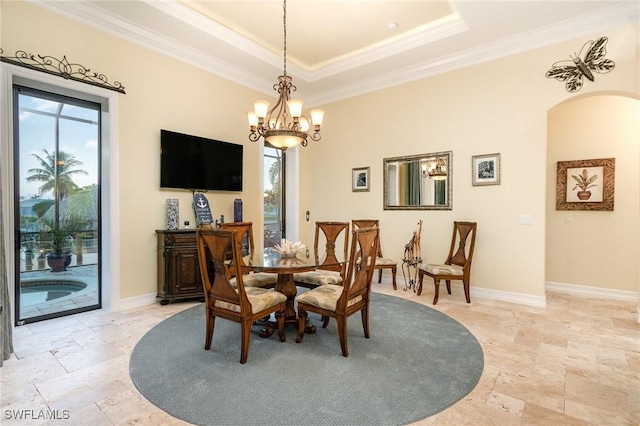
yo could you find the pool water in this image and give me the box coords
[20,280,87,306]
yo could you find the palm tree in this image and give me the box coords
[26,149,88,200]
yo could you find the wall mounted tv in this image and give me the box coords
[160,129,243,192]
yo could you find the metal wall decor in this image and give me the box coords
[545,36,615,93]
[0,48,126,94]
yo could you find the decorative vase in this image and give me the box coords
[166,199,179,230]
[577,191,591,200]
[234,199,243,222]
[47,253,72,272]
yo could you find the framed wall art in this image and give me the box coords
[556,158,615,211]
[472,153,501,186]
[352,167,370,192]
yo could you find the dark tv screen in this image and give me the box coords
[160,130,243,191]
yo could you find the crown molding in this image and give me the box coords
[29,0,639,105]
[308,1,640,105]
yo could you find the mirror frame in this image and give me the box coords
[383,150,453,210]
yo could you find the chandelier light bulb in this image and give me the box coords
[287,99,303,118]
[310,109,325,126]
[247,111,258,127]
[299,117,310,132]
[253,100,270,118]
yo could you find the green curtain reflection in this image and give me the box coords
[405,161,421,205]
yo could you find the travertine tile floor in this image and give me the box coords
[2,277,639,425]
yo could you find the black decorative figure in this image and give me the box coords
[545,36,615,93]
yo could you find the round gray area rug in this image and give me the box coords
[130,292,483,425]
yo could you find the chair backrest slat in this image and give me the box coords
[342,227,379,305]
[197,228,247,307]
[447,221,477,267]
[314,221,349,274]
[352,219,384,257]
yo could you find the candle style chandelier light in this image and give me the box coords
[247,0,324,150]
[422,159,448,180]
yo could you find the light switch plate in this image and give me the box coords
[518,214,533,225]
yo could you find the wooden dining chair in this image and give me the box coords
[196,228,287,364]
[294,226,379,357]
[352,219,398,290]
[293,221,350,289]
[219,222,277,288]
[417,221,477,305]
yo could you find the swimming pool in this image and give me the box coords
[20,279,87,307]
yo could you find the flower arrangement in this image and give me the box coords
[272,239,306,257]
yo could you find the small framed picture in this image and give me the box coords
[472,153,501,186]
[352,167,370,192]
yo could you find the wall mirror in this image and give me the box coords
[383,151,452,210]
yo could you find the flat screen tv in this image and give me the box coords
[160,130,243,192]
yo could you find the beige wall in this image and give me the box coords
[1,1,267,300]
[546,95,640,293]
[298,25,639,300]
[2,1,639,304]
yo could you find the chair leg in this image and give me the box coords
[391,266,397,290]
[336,315,349,357]
[417,270,424,296]
[463,279,471,303]
[446,280,452,294]
[377,268,383,283]
[276,310,286,342]
[361,306,370,338]
[295,309,307,343]
[240,318,252,364]
[432,278,441,305]
[322,316,330,328]
[204,312,215,350]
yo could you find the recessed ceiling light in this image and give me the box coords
[388,22,398,30]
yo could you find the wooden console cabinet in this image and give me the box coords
[156,230,204,305]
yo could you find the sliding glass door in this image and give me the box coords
[13,85,101,324]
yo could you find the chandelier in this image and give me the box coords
[247,0,324,150]
[422,159,448,180]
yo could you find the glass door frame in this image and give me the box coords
[1,63,121,332]
[13,85,102,324]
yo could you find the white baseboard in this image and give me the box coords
[546,281,638,302]
[471,286,547,308]
[116,292,158,311]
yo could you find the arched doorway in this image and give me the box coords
[545,93,640,318]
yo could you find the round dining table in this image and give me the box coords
[242,246,346,336]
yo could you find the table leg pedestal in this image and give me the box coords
[259,272,316,337]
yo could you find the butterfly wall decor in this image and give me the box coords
[545,36,615,93]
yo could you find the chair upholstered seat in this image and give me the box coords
[293,270,343,287]
[422,264,463,276]
[196,228,286,364]
[219,222,277,289]
[417,221,477,305]
[352,220,398,290]
[293,221,349,289]
[295,284,362,311]
[213,287,287,313]
[230,272,278,288]
[374,257,396,266]
[294,226,379,357]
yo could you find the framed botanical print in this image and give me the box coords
[556,158,615,211]
[352,167,370,192]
